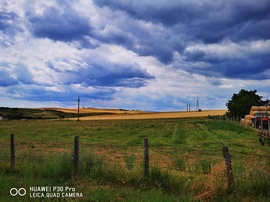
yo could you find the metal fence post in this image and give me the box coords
[144,137,149,180]
[10,134,15,172]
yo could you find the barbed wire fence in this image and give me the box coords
[1,135,270,199]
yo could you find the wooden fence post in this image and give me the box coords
[258,131,264,145]
[144,137,149,180]
[223,146,234,191]
[74,136,80,178]
[10,134,15,172]
[268,118,270,134]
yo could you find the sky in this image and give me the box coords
[0,0,270,111]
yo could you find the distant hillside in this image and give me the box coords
[0,107,116,120]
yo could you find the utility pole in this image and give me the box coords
[187,103,191,111]
[77,97,80,122]
[196,100,199,111]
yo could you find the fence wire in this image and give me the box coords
[1,138,270,198]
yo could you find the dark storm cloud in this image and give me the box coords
[27,6,91,43]
[134,36,180,64]
[89,16,183,63]
[130,25,185,64]
[218,57,270,80]
[91,28,134,48]
[183,45,270,80]
[79,65,154,88]
[93,0,270,69]
[209,78,222,86]
[94,0,270,43]
[189,15,270,44]
[93,0,200,26]
[183,49,206,62]
[188,1,270,43]
[232,19,270,41]
[48,61,155,88]
[6,85,116,102]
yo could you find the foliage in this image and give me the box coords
[226,89,270,118]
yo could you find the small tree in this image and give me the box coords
[226,89,269,118]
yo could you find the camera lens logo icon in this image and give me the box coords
[10,188,26,196]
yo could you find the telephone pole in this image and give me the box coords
[77,97,80,122]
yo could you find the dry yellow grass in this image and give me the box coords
[46,107,142,114]
[59,108,227,120]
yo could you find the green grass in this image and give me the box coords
[0,118,261,149]
[0,107,115,119]
[0,118,270,201]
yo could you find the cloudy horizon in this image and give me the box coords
[0,0,270,111]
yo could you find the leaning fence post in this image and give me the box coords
[144,137,149,180]
[223,146,234,191]
[74,136,80,178]
[10,134,15,172]
[268,118,270,134]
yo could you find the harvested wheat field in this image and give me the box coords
[61,108,227,120]
[48,107,143,114]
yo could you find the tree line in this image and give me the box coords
[226,89,270,118]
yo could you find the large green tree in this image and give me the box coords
[226,89,269,118]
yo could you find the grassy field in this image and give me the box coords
[0,117,270,201]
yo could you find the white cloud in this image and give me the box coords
[185,39,270,60]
